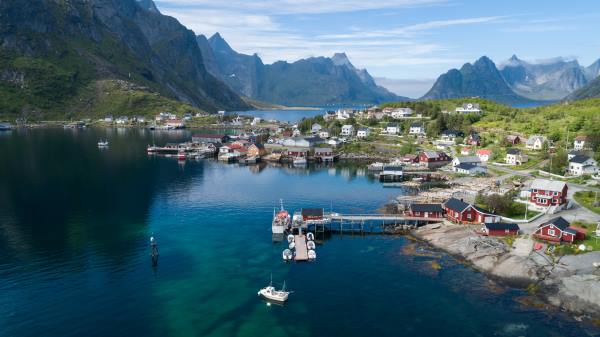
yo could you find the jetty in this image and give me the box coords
[294,235,308,261]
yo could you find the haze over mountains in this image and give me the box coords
[423,55,600,104]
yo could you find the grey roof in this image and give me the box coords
[358,127,369,132]
[530,179,566,192]
[455,156,480,163]
[541,216,570,231]
[507,149,521,155]
[456,163,480,171]
[387,123,399,127]
[485,223,520,231]
[423,151,439,159]
[570,155,591,164]
[410,204,444,213]
[444,198,471,212]
[410,122,424,128]
[442,129,462,136]
[315,147,333,153]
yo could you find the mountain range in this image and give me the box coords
[423,55,600,104]
[199,33,407,106]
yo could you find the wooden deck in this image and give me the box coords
[294,235,308,261]
[330,214,442,222]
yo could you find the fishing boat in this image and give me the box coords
[177,151,187,160]
[98,140,109,147]
[272,199,291,234]
[0,123,12,131]
[292,157,307,166]
[258,276,290,303]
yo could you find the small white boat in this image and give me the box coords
[258,277,290,303]
[308,249,316,260]
[288,242,296,250]
[98,140,109,147]
[306,232,314,241]
[287,234,295,243]
[293,157,307,166]
[307,240,316,250]
[282,249,293,261]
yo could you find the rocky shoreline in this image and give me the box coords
[412,223,600,318]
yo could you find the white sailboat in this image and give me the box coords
[257,275,290,303]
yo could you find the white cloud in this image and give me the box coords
[156,0,447,15]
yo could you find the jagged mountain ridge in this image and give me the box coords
[422,56,531,104]
[499,55,594,100]
[0,0,249,117]
[201,33,408,105]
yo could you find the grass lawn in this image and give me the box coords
[574,191,600,215]
[508,156,544,170]
[476,202,541,220]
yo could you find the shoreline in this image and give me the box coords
[411,223,600,320]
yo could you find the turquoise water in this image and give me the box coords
[0,128,597,337]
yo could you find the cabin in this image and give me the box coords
[406,204,444,219]
[386,123,400,135]
[506,149,528,165]
[192,134,230,144]
[247,144,266,157]
[311,123,323,134]
[357,127,371,138]
[529,179,568,207]
[287,147,309,158]
[568,155,598,176]
[314,147,335,162]
[466,132,481,146]
[454,163,487,175]
[573,135,589,150]
[476,149,492,162]
[391,108,413,119]
[526,135,547,150]
[506,135,521,145]
[341,125,355,136]
[319,129,331,139]
[481,222,520,236]
[533,217,584,243]
[418,151,452,169]
[443,198,496,224]
[460,147,472,156]
[452,156,481,167]
[455,103,481,114]
[409,122,425,136]
[301,208,324,221]
[401,154,418,164]
[441,130,463,142]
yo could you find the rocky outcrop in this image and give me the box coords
[414,223,600,316]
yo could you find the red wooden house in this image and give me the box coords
[533,217,584,243]
[529,179,568,207]
[443,198,497,224]
[481,222,520,236]
[301,208,324,221]
[406,204,444,219]
[418,151,452,169]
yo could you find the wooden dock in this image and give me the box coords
[330,214,441,222]
[294,235,308,261]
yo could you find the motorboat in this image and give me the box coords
[272,199,291,234]
[293,157,307,166]
[308,249,316,260]
[98,140,109,147]
[282,249,293,261]
[258,276,290,303]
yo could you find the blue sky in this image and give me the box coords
[155,0,600,97]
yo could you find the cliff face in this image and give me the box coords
[422,56,531,104]
[0,0,249,117]
[204,34,407,105]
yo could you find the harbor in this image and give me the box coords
[1,128,598,337]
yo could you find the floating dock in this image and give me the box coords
[294,235,308,261]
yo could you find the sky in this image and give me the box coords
[155,0,600,97]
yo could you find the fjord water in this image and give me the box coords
[0,129,595,337]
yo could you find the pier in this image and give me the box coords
[294,235,308,261]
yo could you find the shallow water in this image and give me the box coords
[0,128,597,337]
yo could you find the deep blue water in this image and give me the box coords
[0,128,597,337]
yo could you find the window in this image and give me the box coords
[548,229,556,236]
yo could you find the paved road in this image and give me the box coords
[490,164,600,194]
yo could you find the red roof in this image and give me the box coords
[477,149,492,155]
